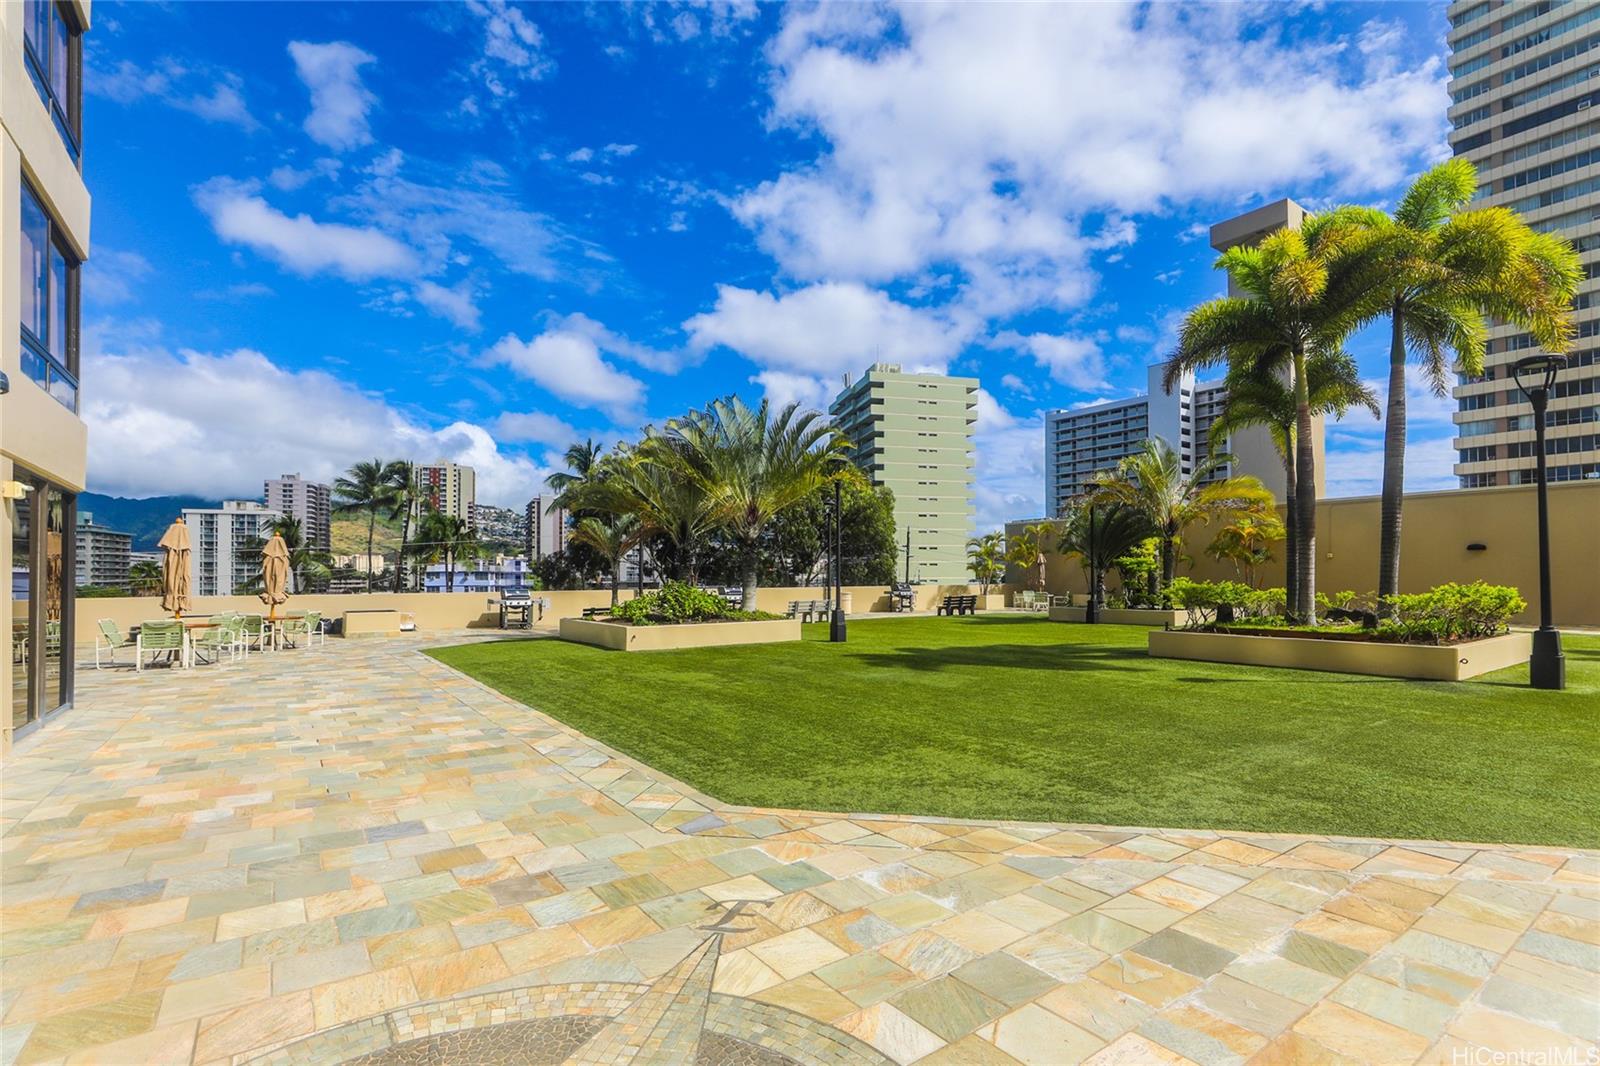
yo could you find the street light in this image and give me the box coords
[829,478,847,643]
[1511,352,1566,690]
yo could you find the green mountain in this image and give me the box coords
[77,493,221,551]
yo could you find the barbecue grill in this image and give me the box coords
[496,588,533,630]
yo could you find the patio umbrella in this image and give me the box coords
[259,533,290,620]
[158,517,191,618]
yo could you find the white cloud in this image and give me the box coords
[973,388,1016,431]
[412,279,482,331]
[288,41,378,151]
[268,158,343,191]
[84,249,152,305]
[92,59,259,130]
[193,178,420,280]
[749,370,831,411]
[974,411,1046,531]
[566,147,595,163]
[82,329,546,505]
[684,282,972,379]
[492,410,581,446]
[543,312,690,374]
[484,328,646,418]
[1323,364,1454,498]
[603,143,638,157]
[992,331,1109,392]
[467,0,554,96]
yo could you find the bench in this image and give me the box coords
[787,599,832,622]
[581,606,610,619]
[936,595,977,616]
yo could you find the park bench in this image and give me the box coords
[787,599,831,622]
[936,594,977,616]
[581,606,610,619]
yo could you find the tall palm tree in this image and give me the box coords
[384,461,419,593]
[569,513,642,607]
[1168,213,1368,622]
[129,559,161,597]
[546,439,607,510]
[586,437,720,586]
[663,396,850,608]
[1089,437,1273,600]
[1055,500,1155,616]
[1350,159,1581,611]
[966,532,1004,595]
[243,515,332,594]
[333,459,394,593]
[1205,350,1378,611]
[413,508,483,593]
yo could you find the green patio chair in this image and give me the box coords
[278,611,324,649]
[96,619,134,670]
[190,616,244,667]
[135,620,188,672]
[238,614,270,655]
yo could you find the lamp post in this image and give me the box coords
[1084,504,1099,625]
[1512,353,1566,690]
[830,478,847,642]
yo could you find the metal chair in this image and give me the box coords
[135,621,188,671]
[95,619,134,669]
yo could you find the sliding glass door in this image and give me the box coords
[8,474,74,737]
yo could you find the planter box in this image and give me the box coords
[1147,628,1531,681]
[342,609,401,638]
[559,616,802,652]
[1050,605,1188,626]
[977,594,1008,611]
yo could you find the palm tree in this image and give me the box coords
[243,515,331,594]
[1350,159,1581,611]
[663,396,850,608]
[546,439,607,510]
[966,532,1004,594]
[129,559,161,597]
[1168,213,1368,622]
[1004,522,1054,592]
[384,461,418,593]
[569,513,642,607]
[413,508,483,593]
[1205,350,1378,611]
[1055,500,1155,616]
[1089,437,1273,601]
[586,438,720,586]
[1205,509,1285,588]
[333,459,394,594]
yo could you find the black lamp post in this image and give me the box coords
[1512,353,1566,690]
[1084,504,1099,625]
[830,478,847,642]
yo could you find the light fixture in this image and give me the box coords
[1511,353,1567,690]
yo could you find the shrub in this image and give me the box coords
[1170,579,1287,627]
[1383,582,1525,644]
[603,582,783,626]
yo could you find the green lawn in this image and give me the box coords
[428,617,1600,848]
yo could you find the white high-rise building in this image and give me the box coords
[182,501,283,597]
[416,460,475,522]
[524,495,567,560]
[263,473,331,551]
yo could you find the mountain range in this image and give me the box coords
[78,493,220,551]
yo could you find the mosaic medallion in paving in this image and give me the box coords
[1,634,1596,1066]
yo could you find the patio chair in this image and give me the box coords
[190,616,244,667]
[277,612,324,649]
[135,620,188,672]
[238,614,271,654]
[95,619,135,670]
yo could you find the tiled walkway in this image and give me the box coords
[1,635,1596,1065]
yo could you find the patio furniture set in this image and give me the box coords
[95,611,325,672]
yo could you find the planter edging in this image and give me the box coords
[1049,605,1187,626]
[559,616,801,652]
[1148,628,1531,681]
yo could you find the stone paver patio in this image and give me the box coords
[1,634,1596,1065]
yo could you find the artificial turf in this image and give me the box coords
[427,617,1600,848]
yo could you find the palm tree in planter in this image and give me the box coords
[1205,349,1378,611]
[966,532,1005,595]
[1347,159,1580,613]
[1055,501,1155,617]
[1089,437,1272,604]
[664,396,849,610]
[1167,213,1368,622]
[547,439,608,510]
[569,513,642,608]
[1205,509,1285,588]
[334,458,395,593]
[1004,522,1054,594]
[589,438,719,587]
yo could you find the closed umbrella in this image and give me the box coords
[158,518,191,618]
[260,533,290,620]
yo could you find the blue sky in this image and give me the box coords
[84,1,1459,527]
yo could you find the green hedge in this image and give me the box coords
[608,582,784,626]
[1169,578,1523,644]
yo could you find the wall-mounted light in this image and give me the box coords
[1466,543,1487,552]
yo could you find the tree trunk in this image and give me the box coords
[1377,307,1407,616]
[610,556,620,607]
[742,543,759,612]
[366,510,376,594]
[1282,449,1298,620]
[1293,347,1318,625]
[1160,532,1177,591]
[394,504,410,594]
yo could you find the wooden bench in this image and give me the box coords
[581,606,610,619]
[936,595,977,616]
[787,599,832,622]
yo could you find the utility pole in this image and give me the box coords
[904,527,911,584]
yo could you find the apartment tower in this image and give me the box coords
[830,364,977,583]
[1447,0,1599,486]
[264,473,332,551]
[3,0,90,749]
[524,495,566,561]
[181,501,284,597]
[416,460,476,522]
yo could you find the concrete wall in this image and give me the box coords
[1018,482,1600,628]
[59,583,997,644]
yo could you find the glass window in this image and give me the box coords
[17,180,79,411]
[23,0,47,62]
[22,0,80,159]
[50,7,68,106]
[44,487,70,712]
[21,186,47,345]
[10,493,33,732]
[50,244,67,363]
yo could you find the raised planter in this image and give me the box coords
[559,616,802,652]
[1147,628,1531,681]
[342,609,402,637]
[1049,605,1187,626]
[977,594,1008,611]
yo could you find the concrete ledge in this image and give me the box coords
[1147,629,1532,681]
[559,617,802,652]
[1050,606,1187,626]
[342,610,402,638]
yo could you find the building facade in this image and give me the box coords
[3,0,90,749]
[1042,200,1325,517]
[422,554,531,593]
[524,495,567,560]
[264,473,331,551]
[830,364,977,583]
[1447,0,1600,487]
[182,501,283,597]
[468,502,525,547]
[74,513,130,589]
[416,460,475,522]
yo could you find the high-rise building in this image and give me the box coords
[74,513,131,590]
[422,554,531,593]
[1042,200,1324,517]
[468,503,525,547]
[416,460,476,522]
[524,495,567,560]
[4,0,92,748]
[264,473,331,551]
[1447,0,1600,487]
[830,364,977,583]
[182,501,283,597]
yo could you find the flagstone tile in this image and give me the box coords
[1139,1001,1268,1064]
[1082,1031,1195,1066]
[60,1018,194,1066]
[835,1001,947,1065]
[1294,1000,1432,1062]
[364,922,458,969]
[1279,930,1368,980]
[712,948,784,997]
[1035,978,1151,1042]
[155,965,271,1025]
[1130,928,1237,979]
[752,974,857,1025]
[987,1002,1104,1066]
[952,952,1058,1008]
[1477,975,1599,1042]
[746,927,848,980]
[309,965,419,1030]
[877,930,978,980]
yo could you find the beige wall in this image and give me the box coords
[1021,482,1600,628]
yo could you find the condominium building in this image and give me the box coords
[3,0,90,748]
[74,512,130,589]
[1447,0,1600,487]
[830,364,977,583]
[469,502,525,547]
[422,554,531,593]
[416,460,475,522]
[181,501,283,597]
[524,495,567,560]
[263,473,331,551]
[1042,200,1324,517]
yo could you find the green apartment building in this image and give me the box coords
[830,364,978,583]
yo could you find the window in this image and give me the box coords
[18,180,78,412]
[21,0,81,162]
